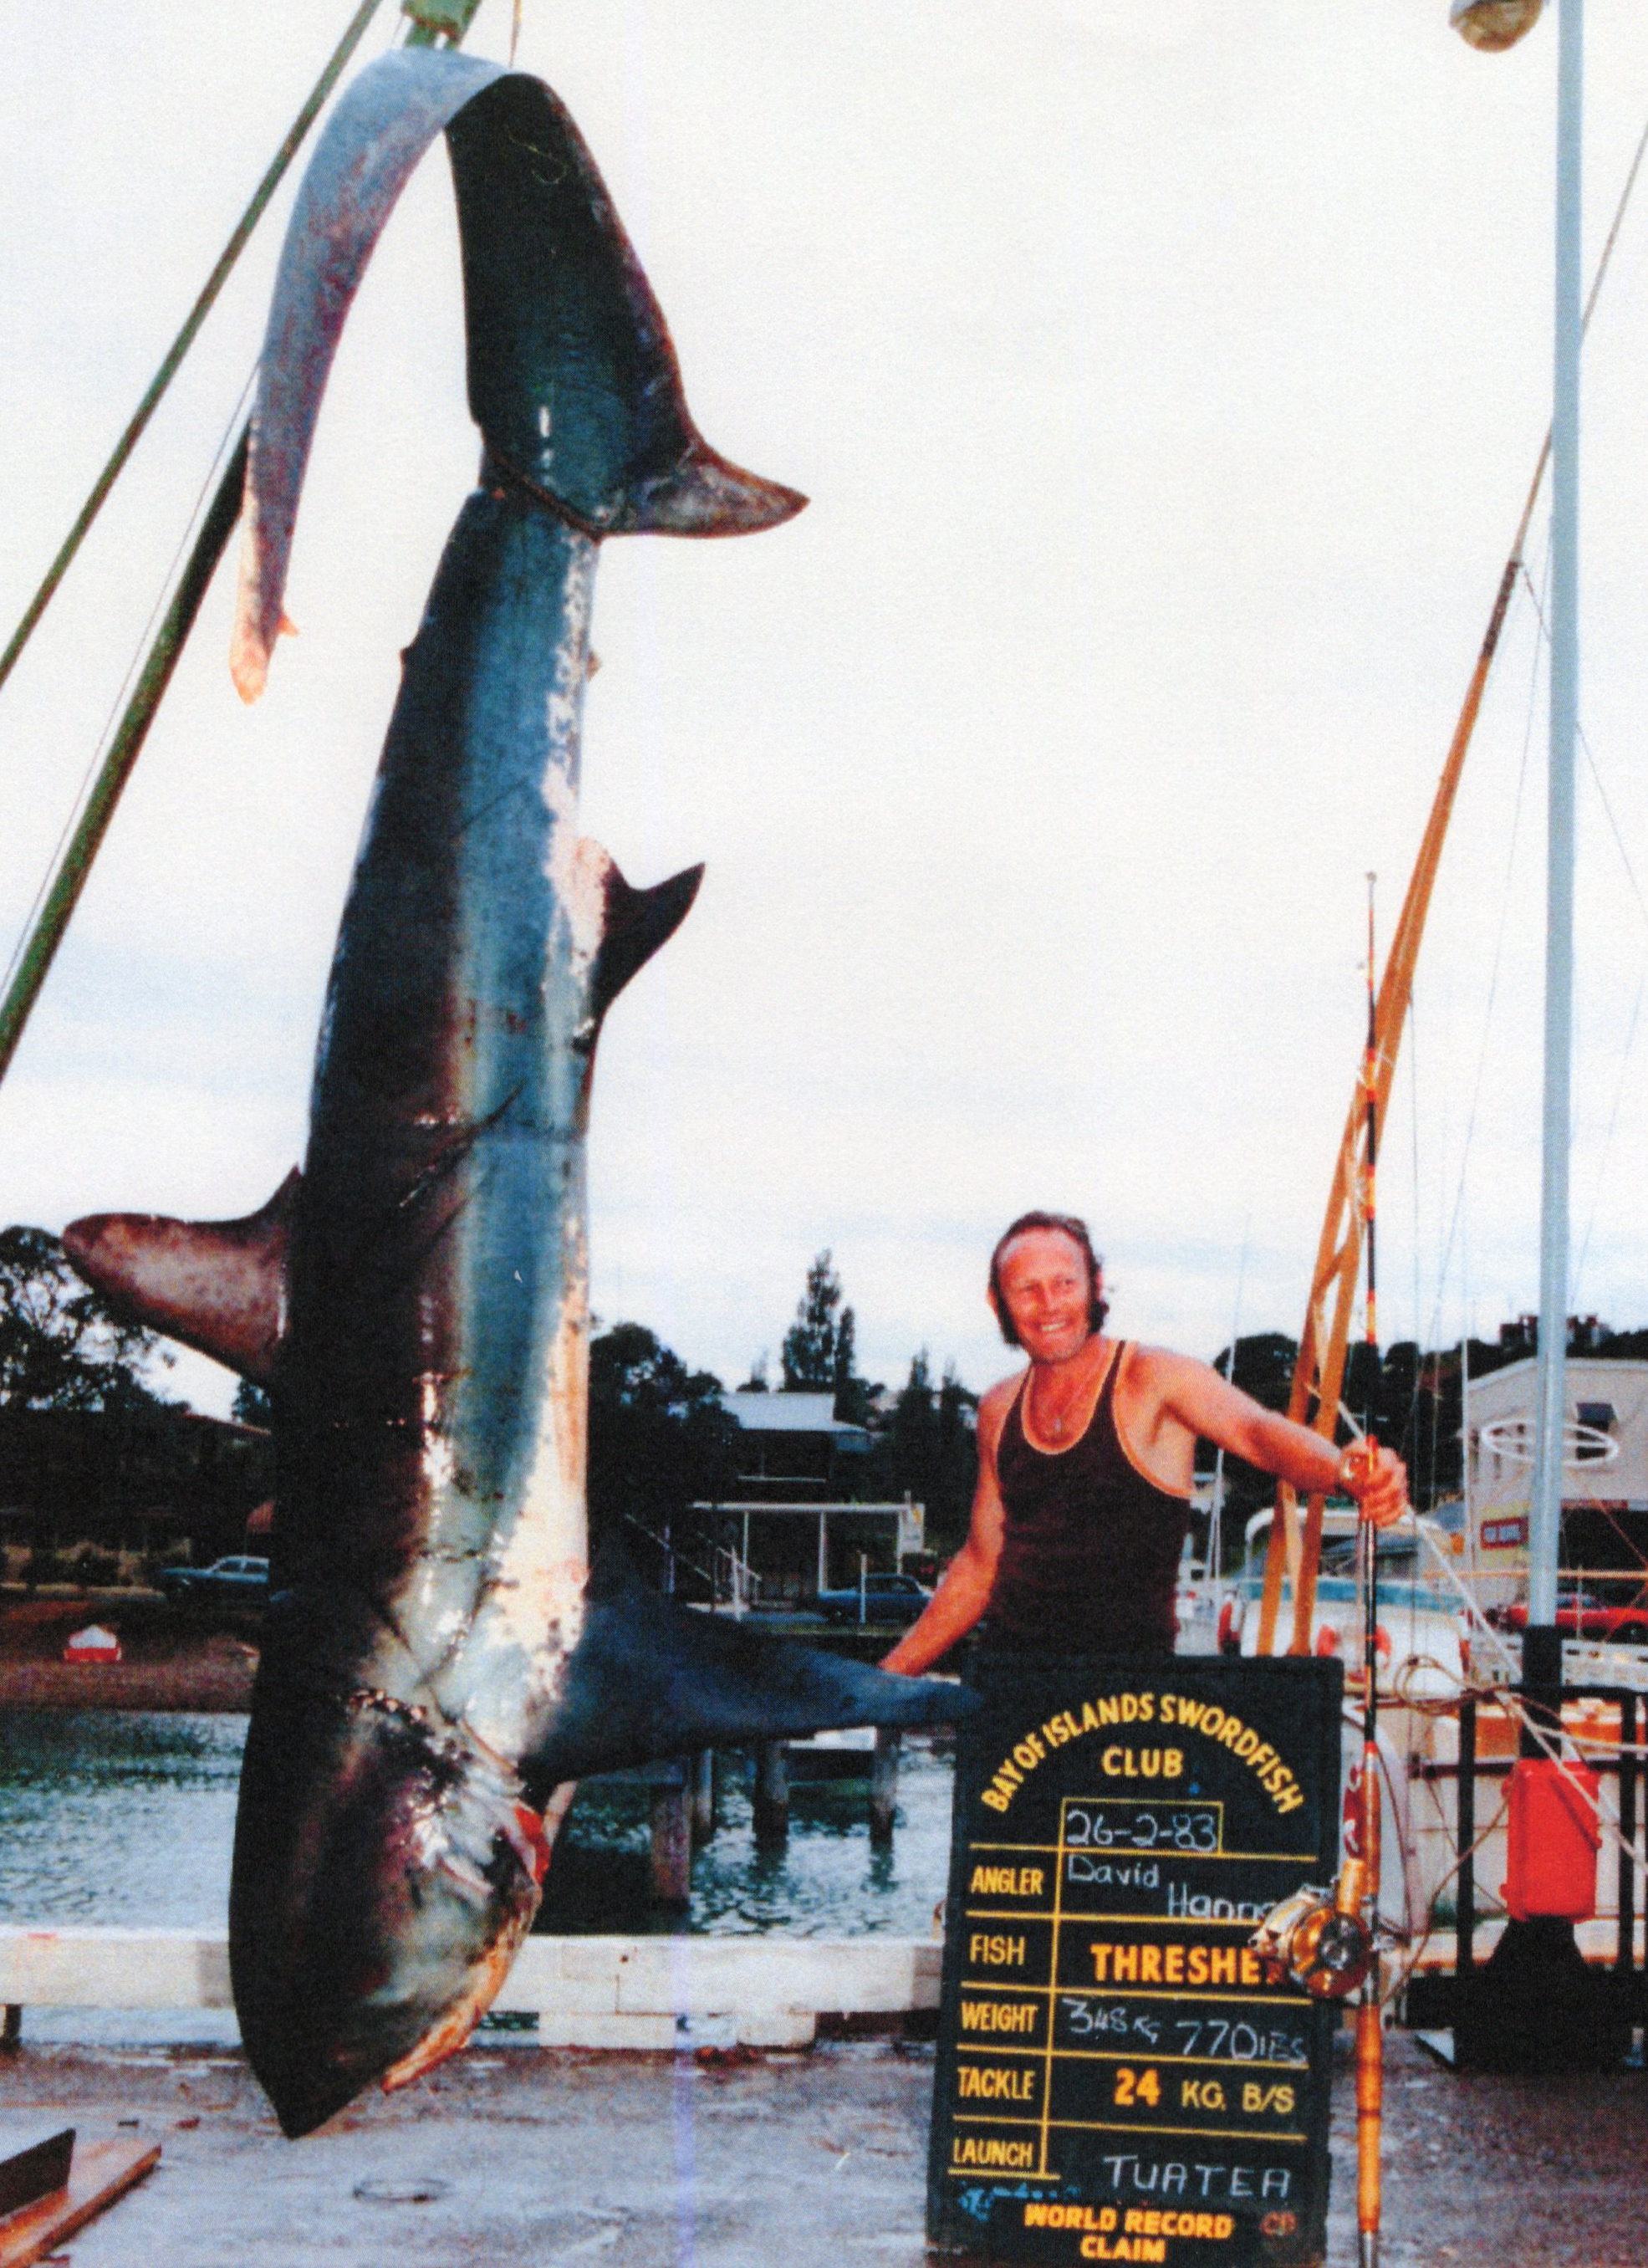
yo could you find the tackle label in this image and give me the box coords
[927,1658,1341,2268]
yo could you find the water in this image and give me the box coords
[0,1712,245,1928]
[0,1714,955,1937]
[547,1739,955,1939]
[0,1714,955,2042]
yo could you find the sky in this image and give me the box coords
[4,1,1648,1419]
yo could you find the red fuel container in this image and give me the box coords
[1503,1755,1600,1922]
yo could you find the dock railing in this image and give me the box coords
[1403,1676,1645,2036]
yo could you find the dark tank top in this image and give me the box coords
[986,1343,1191,1656]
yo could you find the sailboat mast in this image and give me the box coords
[1529,0,1583,1646]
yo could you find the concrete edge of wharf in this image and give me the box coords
[0,1928,945,2051]
[3,1916,1626,2059]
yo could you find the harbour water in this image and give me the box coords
[0,1714,955,1935]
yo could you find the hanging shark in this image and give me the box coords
[64,51,967,2138]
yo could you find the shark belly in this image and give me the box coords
[232,488,602,2133]
[280,487,600,1750]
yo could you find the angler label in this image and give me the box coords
[928,1658,1342,2268]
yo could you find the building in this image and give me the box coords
[1462,1356,1648,1606]
[719,1392,870,1496]
[0,1406,273,1576]
[687,1392,923,1608]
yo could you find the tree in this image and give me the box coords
[0,1226,171,1415]
[868,1350,978,1551]
[1197,1331,1299,1525]
[781,1249,873,1420]
[782,1251,844,1391]
[832,1305,875,1427]
[587,1323,737,1545]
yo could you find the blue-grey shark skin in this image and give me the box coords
[65,53,971,2139]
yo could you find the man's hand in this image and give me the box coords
[1337,1441,1407,1529]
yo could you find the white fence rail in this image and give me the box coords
[0,1928,942,2051]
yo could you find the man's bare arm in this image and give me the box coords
[881,1382,1013,1675]
[1158,1353,1408,1526]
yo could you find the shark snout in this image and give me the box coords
[230,1683,543,2137]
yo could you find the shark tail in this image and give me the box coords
[62,1170,298,1385]
[526,1536,973,1795]
[233,52,804,702]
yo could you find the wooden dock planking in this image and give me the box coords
[0,2137,161,2268]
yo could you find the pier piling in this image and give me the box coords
[691,1750,717,1847]
[649,1766,693,1907]
[869,1727,901,1843]
[753,1740,789,1845]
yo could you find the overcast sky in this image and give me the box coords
[5,1,1648,1419]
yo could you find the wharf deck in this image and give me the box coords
[0,2031,1638,2267]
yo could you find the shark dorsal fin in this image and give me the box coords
[589,851,703,1029]
[62,1169,300,1386]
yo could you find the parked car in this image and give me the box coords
[158,1555,270,1607]
[1495,1587,1648,1644]
[813,1571,933,1626]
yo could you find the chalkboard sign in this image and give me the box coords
[927,1656,1343,2268]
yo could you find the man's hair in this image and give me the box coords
[987,1211,1108,1346]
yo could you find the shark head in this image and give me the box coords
[230,1675,546,2138]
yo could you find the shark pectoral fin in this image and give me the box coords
[62,1168,300,1386]
[589,854,704,1026]
[524,1540,977,1788]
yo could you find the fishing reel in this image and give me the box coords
[1250,1860,1375,2000]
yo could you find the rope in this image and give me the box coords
[0,0,388,704]
[1422,547,1545,1351]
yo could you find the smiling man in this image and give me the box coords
[881,1210,1407,1670]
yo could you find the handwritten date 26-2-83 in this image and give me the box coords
[1063,1804,1219,1853]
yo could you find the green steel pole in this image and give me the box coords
[0,0,389,703]
[0,0,491,1089]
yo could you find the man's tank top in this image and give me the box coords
[986,1342,1191,1656]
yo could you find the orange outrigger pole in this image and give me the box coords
[1253,549,1514,1660]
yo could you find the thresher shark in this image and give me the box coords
[64,50,969,2138]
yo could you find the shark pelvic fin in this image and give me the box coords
[523,1537,975,1790]
[62,1169,300,1387]
[588,850,704,1027]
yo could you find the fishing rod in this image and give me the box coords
[1250,896,1385,2234]
[1353,871,1384,2268]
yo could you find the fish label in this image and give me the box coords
[926,1658,1342,2268]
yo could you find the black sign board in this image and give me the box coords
[927,1656,1343,2268]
